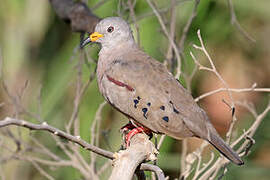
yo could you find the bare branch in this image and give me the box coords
[193,30,235,108]
[146,0,182,78]
[66,52,96,133]
[164,0,177,71]
[30,137,62,161]
[232,100,270,148]
[49,0,100,33]
[140,163,165,180]
[191,29,238,143]
[227,0,255,43]
[127,0,141,46]
[91,0,109,10]
[186,29,270,179]
[195,87,270,102]
[90,101,107,172]
[109,133,158,180]
[157,134,166,150]
[0,117,114,159]
[97,160,111,176]
[178,0,200,50]
[29,160,55,180]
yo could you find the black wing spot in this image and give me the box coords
[165,90,169,94]
[133,99,139,108]
[173,108,179,114]
[169,101,180,114]
[162,116,169,122]
[142,108,148,119]
[147,102,151,107]
[160,106,165,110]
[133,96,142,108]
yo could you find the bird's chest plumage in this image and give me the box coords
[96,53,194,138]
[97,53,133,113]
[100,74,132,105]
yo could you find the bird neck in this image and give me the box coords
[96,41,138,83]
[100,38,137,53]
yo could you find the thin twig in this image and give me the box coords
[192,29,238,143]
[91,0,108,10]
[30,160,55,180]
[66,56,96,132]
[178,0,200,50]
[140,164,165,180]
[30,136,61,161]
[70,144,98,179]
[0,117,114,159]
[231,100,270,148]
[157,135,166,150]
[127,0,141,46]
[97,160,111,176]
[90,101,107,172]
[146,0,182,78]
[227,0,255,43]
[67,51,83,135]
[2,80,42,122]
[164,0,177,71]
[192,30,235,109]
[185,29,269,179]
[195,87,270,102]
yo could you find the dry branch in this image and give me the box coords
[227,0,255,43]
[146,0,182,78]
[0,117,114,159]
[179,0,200,50]
[109,133,159,180]
[0,117,165,179]
[182,29,270,180]
[49,0,100,33]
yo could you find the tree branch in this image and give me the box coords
[146,0,182,78]
[227,0,255,43]
[0,117,165,179]
[49,0,100,33]
[109,133,159,180]
[0,117,114,159]
[140,163,165,180]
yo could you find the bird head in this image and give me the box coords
[81,17,135,48]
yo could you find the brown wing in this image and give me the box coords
[100,53,210,139]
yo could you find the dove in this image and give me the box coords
[81,17,244,165]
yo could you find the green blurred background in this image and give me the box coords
[0,0,270,179]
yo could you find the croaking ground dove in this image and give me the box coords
[81,17,244,165]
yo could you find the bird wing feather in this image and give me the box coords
[100,51,211,139]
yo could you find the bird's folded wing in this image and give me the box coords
[102,57,209,138]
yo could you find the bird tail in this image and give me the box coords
[208,132,244,166]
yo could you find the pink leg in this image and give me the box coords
[121,123,152,147]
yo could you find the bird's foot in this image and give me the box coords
[120,123,153,147]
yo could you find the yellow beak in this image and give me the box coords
[90,32,104,42]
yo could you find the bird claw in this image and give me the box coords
[120,123,153,148]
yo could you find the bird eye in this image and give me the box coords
[107,26,114,33]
